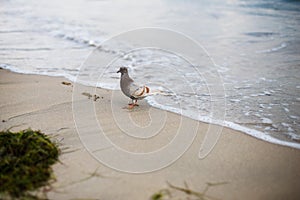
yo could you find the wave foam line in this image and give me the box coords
[146,97,300,150]
[1,64,300,150]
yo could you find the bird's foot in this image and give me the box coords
[128,103,139,109]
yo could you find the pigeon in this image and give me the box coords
[117,67,159,108]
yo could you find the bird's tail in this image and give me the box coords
[146,87,175,97]
[134,85,175,98]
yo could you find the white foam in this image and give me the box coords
[223,121,300,149]
[229,99,241,103]
[264,127,271,131]
[281,122,290,127]
[146,96,300,150]
[290,132,300,141]
[261,117,273,124]
[256,42,287,53]
[289,115,299,120]
[259,104,265,108]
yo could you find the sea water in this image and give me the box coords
[1,0,300,149]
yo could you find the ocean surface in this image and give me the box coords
[1,0,300,149]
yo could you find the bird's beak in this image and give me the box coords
[117,70,120,73]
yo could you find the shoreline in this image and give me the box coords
[1,69,300,199]
[1,65,299,150]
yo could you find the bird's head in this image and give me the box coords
[117,67,128,75]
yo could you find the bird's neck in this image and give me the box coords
[122,73,130,79]
[121,73,133,83]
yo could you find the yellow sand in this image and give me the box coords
[1,69,299,200]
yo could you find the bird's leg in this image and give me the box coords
[128,99,139,109]
[127,99,135,109]
[128,99,134,106]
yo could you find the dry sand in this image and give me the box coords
[1,69,300,200]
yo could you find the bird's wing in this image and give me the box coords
[131,85,151,99]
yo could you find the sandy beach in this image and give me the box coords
[1,69,300,200]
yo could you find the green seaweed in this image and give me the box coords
[0,129,60,199]
[150,189,171,200]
